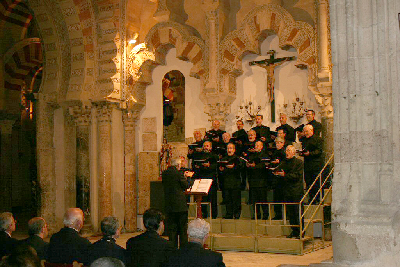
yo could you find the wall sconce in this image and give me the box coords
[282,94,307,123]
[236,99,262,126]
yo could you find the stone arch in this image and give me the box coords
[145,22,205,79]
[3,38,42,92]
[219,4,317,90]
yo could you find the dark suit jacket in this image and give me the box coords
[0,231,18,259]
[125,230,175,267]
[162,166,189,213]
[165,242,225,267]
[280,157,304,200]
[23,235,49,260]
[86,237,125,265]
[47,227,91,264]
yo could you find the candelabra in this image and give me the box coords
[236,100,262,126]
[283,95,307,123]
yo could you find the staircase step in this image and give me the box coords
[211,233,317,255]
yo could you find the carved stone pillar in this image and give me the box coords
[36,93,57,229]
[96,103,113,219]
[69,105,92,231]
[316,0,331,80]
[202,0,220,92]
[0,118,16,211]
[328,0,400,265]
[123,110,138,232]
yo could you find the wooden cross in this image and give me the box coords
[249,50,296,122]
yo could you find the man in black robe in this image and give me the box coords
[0,212,18,259]
[162,158,193,248]
[193,141,219,218]
[219,143,242,219]
[276,113,295,143]
[246,141,270,220]
[301,124,324,203]
[273,145,304,238]
[251,115,273,148]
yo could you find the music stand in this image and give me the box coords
[186,179,212,218]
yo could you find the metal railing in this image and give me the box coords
[254,153,334,248]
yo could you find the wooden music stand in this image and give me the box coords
[185,179,212,218]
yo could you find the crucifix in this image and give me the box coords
[249,50,296,122]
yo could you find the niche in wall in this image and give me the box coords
[162,70,185,142]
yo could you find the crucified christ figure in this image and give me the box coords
[249,50,296,122]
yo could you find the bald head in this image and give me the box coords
[63,208,84,231]
[303,124,314,138]
[285,145,296,159]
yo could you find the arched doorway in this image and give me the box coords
[162,70,186,143]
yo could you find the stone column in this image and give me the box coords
[96,103,113,219]
[123,110,138,232]
[69,105,92,231]
[316,0,331,79]
[315,0,333,158]
[0,118,16,211]
[329,0,400,266]
[36,93,57,229]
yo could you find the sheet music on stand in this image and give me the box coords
[188,179,213,194]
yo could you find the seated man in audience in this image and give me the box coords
[90,257,125,267]
[165,219,225,267]
[0,243,41,267]
[87,217,125,265]
[47,208,91,264]
[0,212,18,259]
[126,209,175,267]
[22,217,49,260]
[273,145,304,238]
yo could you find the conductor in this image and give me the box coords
[162,158,194,248]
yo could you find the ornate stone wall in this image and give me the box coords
[330,0,400,265]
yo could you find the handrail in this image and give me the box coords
[300,153,334,204]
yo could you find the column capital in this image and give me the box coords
[69,105,92,126]
[95,102,114,124]
[201,0,220,13]
[122,110,139,128]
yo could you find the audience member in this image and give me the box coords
[0,212,18,259]
[126,209,175,267]
[47,208,91,264]
[165,219,225,267]
[90,257,125,267]
[162,158,191,248]
[22,217,48,260]
[87,217,125,265]
[0,243,40,267]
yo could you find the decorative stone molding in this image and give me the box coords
[145,21,205,78]
[69,105,92,126]
[219,4,317,85]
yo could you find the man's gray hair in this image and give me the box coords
[187,219,210,240]
[28,217,46,236]
[0,212,14,231]
[101,217,119,236]
[171,158,181,167]
[90,257,125,267]
[63,208,83,227]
